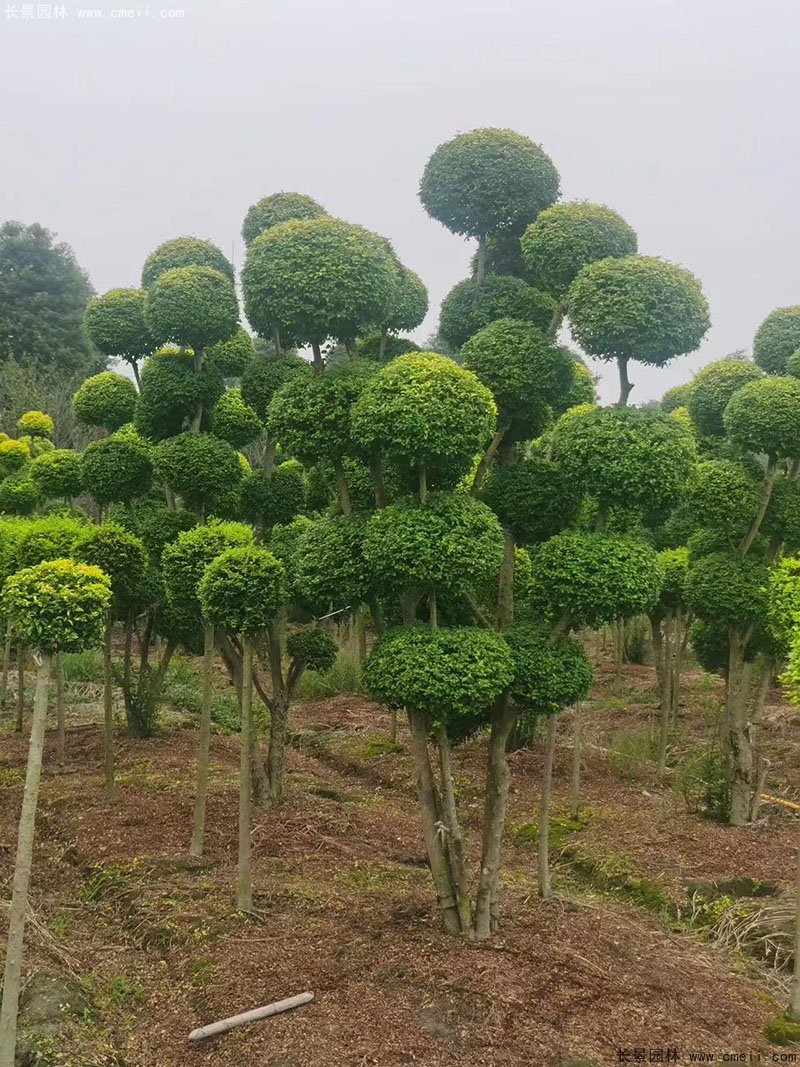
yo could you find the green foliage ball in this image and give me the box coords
[240,351,308,420]
[363,493,503,595]
[286,628,338,673]
[461,317,573,438]
[241,192,326,247]
[723,376,800,459]
[752,307,800,375]
[690,618,731,674]
[520,201,637,299]
[558,360,597,412]
[242,216,398,345]
[438,275,556,350]
[552,405,696,520]
[134,348,225,440]
[162,521,253,612]
[84,288,154,365]
[685,551,769,628]
[0,473,39,515]
[351,352,496,476]
[154,432,243,514]
[661,382,695,414]
[240,463,304,530]
[767,557,800,654]
[131,504,195,563]
[505,626,593,714]
[205,327,256,377]
[2,558,111,654]
[30,449,82,500]
[211,388,263,449]
[383,267,428,333]
[419,128,560,238]
[529,532,664,628]
[141,236,234,289]
[567,255,710,366]
[74,523,148,604]
[198,545,286,635]
[80,431,153,505]
[144,266,239,352]
[763,477,800,553]
[362,625,515,727]
[294,516,368,614]
[0,438,30,477]
[267,358,376,462]
[15,515,86,568]
[686,459,760,545]
[687,359,763,437]
[356,334,420,363]
[16,411,54,440]
[658,547,689,610]
[73,371,138,432]
[480,458,580,544]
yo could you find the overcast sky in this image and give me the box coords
[1,0,798,402]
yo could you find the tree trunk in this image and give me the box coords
[613,617,625,689]
[0,619,12,713]
[496,529,515,630]
[55,653,66,767]
[190,622,215,857]
[749,654,772,822]
[741,455,778,554]
[369,454,387,509]
[272,326,283,357]
[311,341,323,372]
[538,714,559,900]
[656,609,673,778]
[569,705,582,819]
[790,822,800,1021]
[0,652,52,1067]
[407,709,461,934]
[670,606,685,727]
[267,701,288,807]
[436,725,471,933]
[616,354,633,406]
[15,648,24,732]
[727,628,754,826]
[470,422,509,497]
[103,620,115,798]
[418,464,428,504]
[332,456,352,516]
[473,698,516,940]
[650,614,664,699]
[237,637,254,911]
[378,329,387,360]
[475,235,486,284]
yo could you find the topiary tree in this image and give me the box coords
[73,524,148,795]
[753,307,800,375]
[661,381,695,413]
[480,458,581,547]
[419,128,560,282]
[153,431,243,519]
[16,411,53,440]
[141,236,234,289]
[198,546,287,908]
[0,438,30,478]
[372,265,428,358]
[73,371,138,433]
[438,274,556,350]
[29,449,82,503]
[520,201,637,331]
[240,462,304,534]
[84,288,155,384]
[0,472,39,516]
[566,255,710,405]
[161,522,253,854]
[134,348,225,440]
[241,191,326,247]
[687,359,763,438]
[685,550,771,824]
[0,560,110,1067]
[242,216,398,365]
[80,430,153,508]
[552,404,697,527]
[362,625,515,934]
[356,334,420,363]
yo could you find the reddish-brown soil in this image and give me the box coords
[0,661,797,1066]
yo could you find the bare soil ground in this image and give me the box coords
[0,656,797,1066]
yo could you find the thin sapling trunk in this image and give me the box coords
[538,713,559,900]
[190,622,215,856]
[55,653,66,767]
[0,651,52,1067]
[103,618,115,797]
[15,647,24,732]
[237,636,254,910]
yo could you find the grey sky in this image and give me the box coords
[1,0,798,403]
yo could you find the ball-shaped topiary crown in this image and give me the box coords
[723,376,800,459]
[2,558,111,653]
[439,275,556,350]
[144,265,239,352]
[16,411,54,440]
[241,192,326,247]
[687,359,762,437]
[84,288,154,364]
[753,307,800,375]
[198,545,286,636]
[141,236,234,288]
[73,372,138,432]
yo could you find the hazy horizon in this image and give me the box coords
[2,0,798,402]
